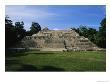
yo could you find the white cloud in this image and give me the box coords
[5,5,58,30]
[53,28,61,30]
[5,5,57,20]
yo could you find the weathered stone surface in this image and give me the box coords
[15,29,100,51]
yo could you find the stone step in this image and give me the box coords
[40,48,67,51]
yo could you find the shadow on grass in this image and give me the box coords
[6,52,28,58]
[6,51,56,58]
[18,64,64,72]
[18,64,37,71]
[40,66,65,71]
[5,59,22,71]
[5,59,20,65]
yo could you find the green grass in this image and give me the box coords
[5,51,106,71]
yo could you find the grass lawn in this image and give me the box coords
[5,51,106,72]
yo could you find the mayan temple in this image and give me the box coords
[15,28,99,51]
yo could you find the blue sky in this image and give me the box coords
[5,5,105,30]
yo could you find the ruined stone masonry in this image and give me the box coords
[15,28,100,51]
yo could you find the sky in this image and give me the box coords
[5,5,106,31]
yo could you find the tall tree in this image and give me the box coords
[95,18,106,48]
[5,16,15,48]
[78,25,89,38]
[5,16,26,48]
[14,21,26,40]
[30,22,41,35]
[87,28,97,43]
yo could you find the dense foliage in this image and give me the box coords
[71,18,106,48]
[5,16,41,48]
[30,22,41,35]
[95,18,106,48]
[72,25,98,44]
[5,16,26,48]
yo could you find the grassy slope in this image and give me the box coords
[5,51,106,71]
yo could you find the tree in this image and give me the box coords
[14,21,26,40]
[5,16,13,27]
[30,22,41,35]
[5,16,26,48]
[5,16,15,48]
[71,25,98,44]
[78,25,89,38]
[87,28,97,43]
[95,18,106,48]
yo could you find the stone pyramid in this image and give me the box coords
[15,28,99,51]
